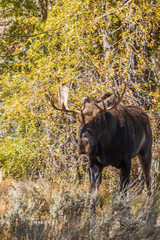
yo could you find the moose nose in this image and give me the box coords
[78,137,91,154]
[81,132,88,138]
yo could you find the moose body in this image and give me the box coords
[78,91,152,212]
[48,85,152,212]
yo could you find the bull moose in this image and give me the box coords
[48,84,152,212]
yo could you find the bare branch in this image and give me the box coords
[94,0,132,25]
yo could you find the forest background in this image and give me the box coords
[0,0,160,238]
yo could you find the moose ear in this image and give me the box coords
[81,96,90,107]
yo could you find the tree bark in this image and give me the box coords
[101,0,111,61]
[38,0,48,21]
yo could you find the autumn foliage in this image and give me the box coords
[0,0,159,186]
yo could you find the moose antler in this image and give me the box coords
[45,86,80,114]
[94,83,127,112]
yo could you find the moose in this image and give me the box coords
[47,84,152,212]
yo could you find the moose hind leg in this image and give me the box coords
[139,151,152,195]
[89,163,102,213]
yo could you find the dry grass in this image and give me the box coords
[0,169,160,240]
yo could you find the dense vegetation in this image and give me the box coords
[0,1,160,238]
[1,0,159,180]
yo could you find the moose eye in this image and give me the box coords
[94,117,100,123]
[87,112,92,116]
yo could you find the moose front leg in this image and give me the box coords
[89,163,103,213]
[120,161,131,194]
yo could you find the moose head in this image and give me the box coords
[78,85,126,155]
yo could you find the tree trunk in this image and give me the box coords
[38,0,48,21]
[101,0,111,61]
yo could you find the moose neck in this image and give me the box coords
[101,111,118,144]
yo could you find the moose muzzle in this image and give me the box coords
[78,137,91,154]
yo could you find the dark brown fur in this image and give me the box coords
[78,94,152,212]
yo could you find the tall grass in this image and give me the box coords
[0,169,159,240]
